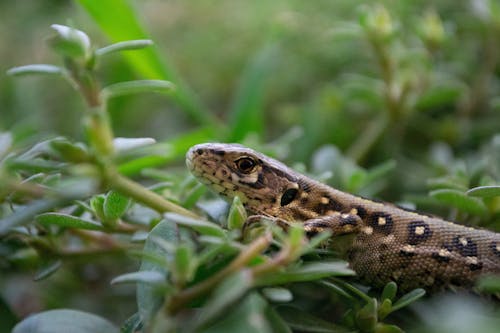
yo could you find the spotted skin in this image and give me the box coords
[186,143,500,292]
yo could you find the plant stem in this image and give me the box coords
[347,115,389,163]
[108,171,199,218]
[250,244,292,276]
[166,232,272,314]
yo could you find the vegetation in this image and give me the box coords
[1,1,500,332]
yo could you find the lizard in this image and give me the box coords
[185,142,500,292]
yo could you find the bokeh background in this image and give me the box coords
[1,0,500,331]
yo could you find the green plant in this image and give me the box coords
[0,23,426,333]
[2,1,500,332]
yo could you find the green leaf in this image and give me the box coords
[476,275,500,293]
[466,185,500,198]
[182,183,207,209]
[164,212,226,238]
[427,176,468,191]
[120,312,142,333]
[90,195,106,220]
[255,261,354,286]
[7,64,64,76]
[318,281,355,300]
[356,298,378,333]
[429,189,488,215]
[137,220,176,326]
[50,140,89,163]
[117,127,215,176]
[172,244,197,286]
[390,288,425,313]
[287,224,305,252]
[6,158,67,173]
[416,84,462,110]
[262,287,293,303]
[36,213,104,231]
[49,24,91,60]
[189,271,254,331]
[12,309,119,333]
[263,305,292,333]
[102,80,175,99]
[228,42,280,141]
[377,298,392,320]
[76,0,213,125]
[365,160,396,184]
[276,305,352,333]
[374,323,404,333]
[0,132,12,159]
[113,137,156,152]
[203,293,273,333]
[95,39,153,56]
[34,260,62,281]
[381,281,397,302]
[111,271,166,286]
[0,198,74,236]
[228,196,247,230]
[0,296,18,332]
[103,191,130,220]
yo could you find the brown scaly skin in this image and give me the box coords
[186,143,500,292]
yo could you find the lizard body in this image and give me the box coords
[186,143,500,291]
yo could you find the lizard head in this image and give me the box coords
[186,143,302,217]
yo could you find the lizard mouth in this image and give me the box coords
[185,143,208,175]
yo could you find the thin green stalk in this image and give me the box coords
[347,115,389,163]
[108,171,199,218]
[330,276,372,303]
[166,232,272,314]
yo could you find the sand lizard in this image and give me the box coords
[186,143,500,292]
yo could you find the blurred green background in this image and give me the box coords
[1,0,500,331]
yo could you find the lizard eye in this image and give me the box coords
[235,157,256,174]
[280,188,298,206]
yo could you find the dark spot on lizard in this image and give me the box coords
[399,247,415,257]
[213,150,225,156]
[378,243,389,251]
[367,212,393,235]
[300,197,309,205]
[378,253,387,264]
[340,215,359,226]
[315,196,343,215]
[490,241,500,257]
[297,179,312,193]
[261,164,297,182]
[407,221,433,245]
[432,251,450,263]
[469,262,483,271]
[353,206,367,219]
[453,236,477,257]
[303,220,331,229]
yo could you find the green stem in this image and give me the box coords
[166,232,272,314]
[108,171,199,218]
[330,277,372,303]
[347,115,389,163]
[86,110,115,156]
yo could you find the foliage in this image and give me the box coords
[1,1,500,332]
